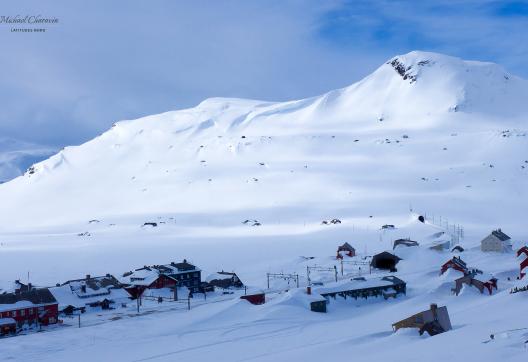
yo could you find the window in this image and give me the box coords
[20,309,25,317]
[29,309,33,315]
[11,311,16,317]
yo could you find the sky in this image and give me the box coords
[0,0,527,149]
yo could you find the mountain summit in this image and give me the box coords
[0,51,526,229]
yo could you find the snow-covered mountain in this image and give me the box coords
[0,51,526,231]
[1,51,528,362]
[0,137,55,184]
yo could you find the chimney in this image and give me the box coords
[28,283,32,290]
[183,259,187,263]
[56,283,60,287]
[86,274,91,280]
[307,286,312,295]
[430,303,438,320]
[81,284,87,293]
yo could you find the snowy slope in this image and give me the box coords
[0,51,527,361]
[0,137,55,184]
[0,51,526,231]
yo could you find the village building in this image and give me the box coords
[392,304,452,336]
[121,259,202,297]
[0,318,16,336]
[0,288,59,330]
[240,291,265,305]
[452,272,497,295]
[481,229,512,252]
[314,275,406,301]
[451,245,464,253]
[440,256,468,275]
[50,274,130,314]
[429,240,451,251]
[516,246,528,279]
[370,252,401,272]
[393,238,419,249]
[206,271,244,290]
[336,242,356,259]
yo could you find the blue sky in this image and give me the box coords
[0,0,527,148]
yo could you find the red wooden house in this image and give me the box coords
[240,292,265,305]
[0,288,59,331]
[440,257,468,275]
[122,269,178,299]
[517,246,528,279]
[336,242,356,259]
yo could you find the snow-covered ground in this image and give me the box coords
[0,51,527,361]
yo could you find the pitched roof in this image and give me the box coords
[338,242,355,251]
[491,229,511,241]
[62,275,122,291]
[0,288,57,312]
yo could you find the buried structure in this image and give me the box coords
[314,276,406,301]
[392,304,452,336]
[370,252,402,272]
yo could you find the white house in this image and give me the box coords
[480,229,512,252]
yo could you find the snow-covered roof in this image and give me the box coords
[0,318,16,326]
[49,285,130,310]
[491,229,511,241]
[0,288,57,312]
[120,268,161,286]
[313,276,403,295]
[206,272,235,282]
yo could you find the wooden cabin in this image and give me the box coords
[392,304,452,336]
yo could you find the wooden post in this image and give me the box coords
[296,274,299,288]
[78,314,81,328]
[187,298,191,310]
[340,259,344,276]
[136,296,140,313]
[334,265,338,282]
[267,273,270,289]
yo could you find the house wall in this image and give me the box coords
[481,235,510,252]
[0,303,58,327]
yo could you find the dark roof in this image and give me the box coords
[169,261,196,271]
[444,256,467,269]
[393,239,419,249]
[372,251,401,261]
[381,275,406,286]
[62,275,122,290]
[491,229,511,241]
[0,288,57,306]
[338,242,355,251]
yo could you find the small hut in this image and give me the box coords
[370,252,401,272]
[393,238,419,249]
[336,242,356,259]
[392,304,452,336]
